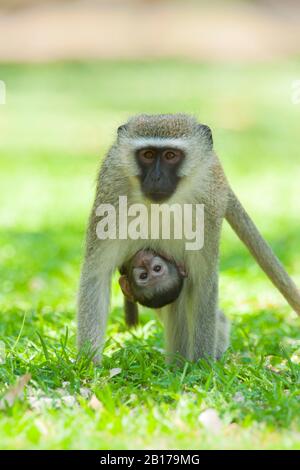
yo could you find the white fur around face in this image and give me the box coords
[127,137,190,151]
[117,135,214,181]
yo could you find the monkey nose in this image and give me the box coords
[151,174,161,183]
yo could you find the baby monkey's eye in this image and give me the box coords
[139,272,148,280]
[153,264,161,272]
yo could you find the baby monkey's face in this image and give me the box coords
[132,251,168,288]
[119,250,187,309]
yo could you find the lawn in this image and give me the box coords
[0,60,300,449]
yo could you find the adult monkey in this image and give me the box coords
[78,114,300,363]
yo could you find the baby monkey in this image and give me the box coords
[119,250,187,327]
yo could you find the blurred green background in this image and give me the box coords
[0,0,300,451]
[1,60,300,312]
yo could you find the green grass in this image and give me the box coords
[0,60,300,449]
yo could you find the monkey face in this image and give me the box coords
[132,253,168,288]
[131,252,184,308]
[119,250,187,309]
[135,147,185,201]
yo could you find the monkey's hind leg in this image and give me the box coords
[124,298,139,327]
[215,310,230,359]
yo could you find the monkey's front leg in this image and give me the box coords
[77,249,112,363]
[186,217,224,361]
[188,273,219,361]
[162,292,190,361]
[163,277,218,362]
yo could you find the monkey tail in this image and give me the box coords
[226,189,300,316]
[124,299,139,327]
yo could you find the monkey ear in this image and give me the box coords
[177,263,188,278]
[117,124,127,136]
[119,275,135,302]
[197,124,213,149]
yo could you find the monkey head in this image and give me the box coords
[135,147,185,202]
[116,114,214,203]
[119,250,187,309]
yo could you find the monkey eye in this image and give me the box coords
[153,264,161,272]
[139,271,148,280]
[139,149,156,162]
[163,149,182,163]
[164,151,175,160]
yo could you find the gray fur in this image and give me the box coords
[77,113,299,365]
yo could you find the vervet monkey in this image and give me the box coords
[119,249,187,327]
[78,114,300,363]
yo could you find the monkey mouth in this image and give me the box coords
[145,191,172,202]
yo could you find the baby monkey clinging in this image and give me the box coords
[119,249,187,327]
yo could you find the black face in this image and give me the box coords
[135,147,185,202]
